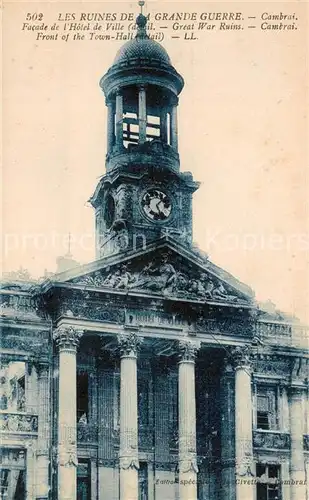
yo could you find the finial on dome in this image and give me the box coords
[138,0,145,14]
[136,1,149,39]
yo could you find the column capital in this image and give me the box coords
[116,88,123,96]
[53,326,83,351]
[35,362,50,377]
[288,384,307,398]
[178,340,200,362]
[117,332,142,358]
[231,344,253,370]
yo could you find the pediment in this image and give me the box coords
[55,238,254,306]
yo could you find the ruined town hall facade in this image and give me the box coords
[1,7,308,500]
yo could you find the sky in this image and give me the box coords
[2,0,309,322]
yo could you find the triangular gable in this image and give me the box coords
[49,237,254,306]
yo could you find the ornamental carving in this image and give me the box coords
[77,422,98,443]
[98,459,116,468]
[57,298,125,324]
[57,446,78,467]
[119,457,140,470]
[154,461,175,471]
[178,340,200,362]
[253,431,290,450]
[179,456,199,474]
[117,332,142,357]
[53,326,84,350]
[0,330,49,356]
[252,354,290,377]
[231,345,253,368]
[195,316,253,337]
[236,463,255,478]
[71,252,250,305]
[0,413,38,433]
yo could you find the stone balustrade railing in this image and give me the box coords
[253,430,290,450]
[256,321,309,348]
[0,411,38,434]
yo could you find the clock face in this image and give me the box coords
[142,189,172,221]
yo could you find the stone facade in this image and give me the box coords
[1,7,309,500]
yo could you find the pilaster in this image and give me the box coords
[289,385,307,500]
[106,100,115,154]
[26,442,36,500]
[115,90,124,148]
[35,363,51,499]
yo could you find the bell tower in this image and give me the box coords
[90,2,199,258]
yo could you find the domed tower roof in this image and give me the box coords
[100,11,184,100]
[113,13,171,66]
[113,36,171,67]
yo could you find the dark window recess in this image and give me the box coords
[77,373,89,423]
[138,462,148,500]
[256,464,281,500]
[256,388,278,430]
[257,411,270,430]
[0,469,26,500]
[77,460,91,500]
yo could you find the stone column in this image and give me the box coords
[220,359,236,500]
[178,340,199,500]
[232,346,254,500]
[53,326,83,500]
[35,364,51,499]
[138,85,147,144]
[170,104,178,151]
[115,90,124,148]
[106,100,115,154]
[118,332,142,500]
[290,386,306,500]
